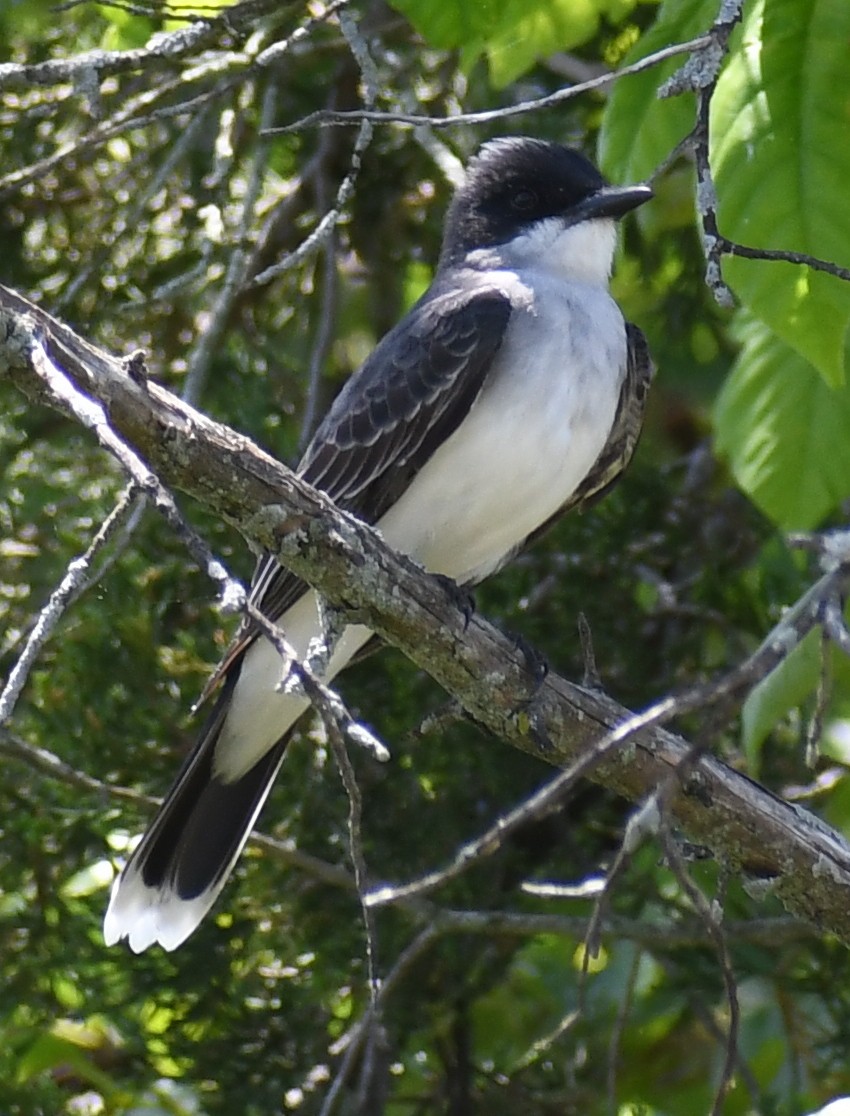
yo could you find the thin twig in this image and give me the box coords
[0,62,242,200]
[0,485,140,723]
[0,8,240,92]
[366,703,678,910]
[269,35,714,134]
[250,8,376,289]
[182,76,278,405]
[660,828,743,1115]
[0,725,158,804]
[717,239,850,285]
[298,124,341,451]
[659,0,742,304]
[319,925,440,1116]
[56,105,216,312]
[26,334,243,610]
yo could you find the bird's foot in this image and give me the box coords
[511,632,550,691]
[432,573,476,631]
[507,633,552,752]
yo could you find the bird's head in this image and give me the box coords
[440,136,652,286]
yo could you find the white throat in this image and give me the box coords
[492,216,618,287]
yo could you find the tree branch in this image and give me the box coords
[3,283,850,944]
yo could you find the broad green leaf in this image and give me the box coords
[99,7,154,51]
[711,0,850,386]
[714,314,850,529]
[741,629,821,772]
[387,0,638,88]
[599,0,720,185]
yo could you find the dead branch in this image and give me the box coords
[3,282,850,946]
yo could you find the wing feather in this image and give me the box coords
[208,281,513,685]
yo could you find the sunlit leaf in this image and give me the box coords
[741,630,821,770]
[711,0,850,386]
[714,314,850,528]
[599,0,720,184]
[387,0,639,87]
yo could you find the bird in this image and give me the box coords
[104,135,654,952]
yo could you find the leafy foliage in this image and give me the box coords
[711,0,850,388]
[714,316,850,529]
[388,0,640,87]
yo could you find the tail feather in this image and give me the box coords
[104,677,289,953]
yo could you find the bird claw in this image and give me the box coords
[512,632,549,690]
[507,633,552,751]
[432,573,476,631]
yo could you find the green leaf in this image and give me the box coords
[599,0,720,184]
[98,7,155,51]
[714,314,850,529]
[16,1020,119,1093]
[710,0,850,387]
[741,629,821,772]
[387,0,639,88]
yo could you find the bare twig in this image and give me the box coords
[0,725,157,805]
[583,794,661,965]
[577,611,602,690]
[0,485,140,723]
[20,331,243,615]
[55,104,216,312]
[367,552,850,912]
[715,241,850,285]
[658,0,850,294]
[268,36,714,135]
[0,721,368,895]
[805,629,831,767]
[241,594,384,1094]
[823,597,850,657]
[320,924,440,1116]
[250,8,376,289]
[298,124,341,451]
[660,829,743,1115]
[0,7,242,92]
[512,1010,580,1074]
[243,601,389,764]
[0,1,347,202]
[364,705,676,910]
[0,63,241,200]
[182,77,279,405]
[660,0,743,305]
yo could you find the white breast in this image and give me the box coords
[377,269,628,584]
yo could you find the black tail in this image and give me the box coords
[104,676,289,952]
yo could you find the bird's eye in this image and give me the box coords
[511,188,538,212]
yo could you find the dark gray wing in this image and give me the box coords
[570,322,654,510]
[240,282,513,641]
[523,322,654,553]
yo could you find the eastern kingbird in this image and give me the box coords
[104,136,653,952]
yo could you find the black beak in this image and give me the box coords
[572,183,653,222]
